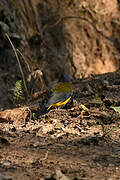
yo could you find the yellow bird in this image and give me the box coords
[46,74,73,111]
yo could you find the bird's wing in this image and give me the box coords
[46,91,72,108]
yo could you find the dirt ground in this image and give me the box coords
[0,0,120,179]
[0,72,120,180]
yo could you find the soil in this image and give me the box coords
[0,0,120,180]
[0,72,120,180]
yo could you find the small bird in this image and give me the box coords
[45,74,73,111]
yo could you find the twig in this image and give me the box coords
[39,150,49,162]
[102,124,119,138]
[5,33,29,97]
[42,16,114,43]
[29,89,47,101]
[16,49,31,73]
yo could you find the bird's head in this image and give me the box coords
[59,73,72,83]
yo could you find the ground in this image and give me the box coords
[0,72,120,180]
[0,0,120,179]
